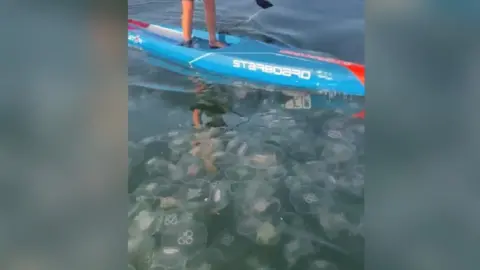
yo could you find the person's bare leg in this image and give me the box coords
[203,0,225,47]
[181,0,194,43]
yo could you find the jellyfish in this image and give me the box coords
[209,229,251,262]
[235,208,285,246]
[283,238,315,268]
[149,246,187,270]
[290,161,336,190]
[245,255,275,270]
[245,143,284,169]
[133,181,182,210]
[235,179,276,204]
[224,164,258,183]
[240,196,281,221]
[132,179,169,202]
[176,181,210,209]
[129,208,159,236]
[255,220,281,245]
[335,171,364,197]
[128,264,136,270]
[128,230,155,268]
[280,212,305,230]
[211,151,238,168]
[185,248,223,270]
[225,136,248,156]
[289,185,334,214]
[158,208,202,232]
[236,215,263,237]
[160,220,207,259]
[321,140,356,164]
[144,157,177,178]
[207,180,232,213]
[168,133,194,160]
[129,197,151,221]
[316,206,353,239]
[308,260,339,270]
[174,153,207,183]
[322,116,349,132]
[128,141,145,171]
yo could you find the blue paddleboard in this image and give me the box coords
[128,18,365,97]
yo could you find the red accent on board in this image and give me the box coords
[128,19,149,28]
[352,110,365,119]
[279,50,365,85]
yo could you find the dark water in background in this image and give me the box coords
[128,0,364,270]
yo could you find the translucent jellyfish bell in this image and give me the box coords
[208,180,232,213]
[224,164,258,183]
[129,208,159,236]
[129,141,145,170]
[241,196,281,220]
[235,212,284,246]
[176,181,210,207]
[236,215,263,237]
[289,185,334,214]
[150,246,187,270]
[254,219,284,245]
[132,178,169,202]
[336,170,364,197]
[283,237,315,268]
[280,212,305,230]
[211,151,238,168]
[225,136,249,156]
[160,220,207,259]
[174,153,207,183]
[128,230,155,268]
[185,248,224,270]
[209,229,251,262]
[308,260,339,270]
[129,196,151,220]
[159,208,202,232]
[245,143,284,169]
[322,116,349,132]
[168,133,194,159]
[316,206,353,239]
[291,161,336,190]
[321,140,356,164]
[144,157,177,178]
[237,179,276,203]
[245,255,275,270]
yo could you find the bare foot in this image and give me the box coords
[209,40,226,48]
